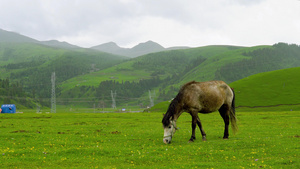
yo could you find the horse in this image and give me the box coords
[162,80,238,144]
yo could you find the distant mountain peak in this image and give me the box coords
[106,41,118,45]
[91,42,124,53]
[133,40,164,49]
[98,42,121,48]
[91,40,165,58]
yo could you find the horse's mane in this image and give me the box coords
[162,88,184,127]
[182,80,197,88]
[162,81,197,127]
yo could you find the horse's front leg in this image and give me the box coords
[189,115,197,142]
[197,116,207,141]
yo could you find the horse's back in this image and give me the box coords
[181,81,233,113]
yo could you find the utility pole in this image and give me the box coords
[94,103,96,113]
[51,72,56,113]
[36,102,40,113]
[149,90,155,107]
[111,90,117,109]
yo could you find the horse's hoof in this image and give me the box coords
[223,137,229,140]
[202,138,207,141]
[188,139,194,143]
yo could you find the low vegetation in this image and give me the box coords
[0,110,298,168]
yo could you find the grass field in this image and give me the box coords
[0,110,299,168]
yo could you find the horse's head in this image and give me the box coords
[162,97,181,144]
[163,118,177,144]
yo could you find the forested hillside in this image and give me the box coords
[0,42,127,107]
[215,43,300,82]
[58,45,242,107]
[59,43,300,108]
[0,79,35,108]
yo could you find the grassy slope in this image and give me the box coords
[153,45,271,102]
[230,67,300,107]
[151,67,300,112]
[60,45,243,92]
[0,43,126,77]
[0,43,65,78]
[178,45,271,87]
[0,43,128,108]
[60,61,150,92]
[0,43,127,85]
[0,43,65,64]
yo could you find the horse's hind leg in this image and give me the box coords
[219,105,230,139]
[197,116,207,141]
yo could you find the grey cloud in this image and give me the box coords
[0,0,299,48]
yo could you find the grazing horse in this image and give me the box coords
[162,81,238,144]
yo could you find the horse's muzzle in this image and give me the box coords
[163,137,172,144]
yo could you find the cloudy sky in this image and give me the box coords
[0,0,300,48]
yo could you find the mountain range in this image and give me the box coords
[91,41,189,58]
[1,28,300,109]
[0,28,187,57]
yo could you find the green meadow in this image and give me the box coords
[0,110,298,168]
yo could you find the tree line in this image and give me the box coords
[215,43,300,83]
[0,78,35,108]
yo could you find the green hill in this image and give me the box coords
[59,43,300,108]
[0,42,127,106]
[174,45,269,86]
[58,45,244,106]
[150,67,300,112]
[60,45,243,90]
[230,67,300,107]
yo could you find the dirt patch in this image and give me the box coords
[33,116,52,119]
[11,130,27,133]
[111,131,121,134]
[74,122,87,125]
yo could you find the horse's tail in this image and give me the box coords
[230,88,238,134]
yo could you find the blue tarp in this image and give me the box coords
[1,104,16,113]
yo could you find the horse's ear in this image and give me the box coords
[162,113,165,117]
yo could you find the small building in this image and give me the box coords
[1,104,16,113]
